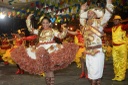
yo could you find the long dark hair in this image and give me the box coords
[35,16,52,44]
[38,16,51,34]
[40,17,51,24]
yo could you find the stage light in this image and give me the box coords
[55,23,57,26]
[70,27,73,30]
[0,12,6,19]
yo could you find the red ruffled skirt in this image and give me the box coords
[11,43,79,75]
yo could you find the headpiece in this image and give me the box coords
[80,7,104,19]
[113,15,122,20]
[38,15,44,24]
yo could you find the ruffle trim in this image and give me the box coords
[11,43,79,75]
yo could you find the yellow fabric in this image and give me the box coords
[112,25,126,44]
[0,40,11,56]
[75,47,85,68]
[74,35,85,68]
[0,48,6,56]
[40,72,45,77]
[102,45,112,60]
[112,25,127,81]
[2,49,16,65]
[113,15,122,20]
[126,36,128,69]
[2,44,18,65]
[74,36,78,44]
[112,43,127,80]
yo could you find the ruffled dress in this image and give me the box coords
[11,29,79,75]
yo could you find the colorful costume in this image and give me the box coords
[103,45,112,60]
[126,35,128,69]
[74,30,85,68]
[0,38,11,56]
[80,3,114,80]
[102,40,112,61]
[10,17,79,75]
[2,37,24,65]
[104,15,128,81]
[2,49,15,64]
[112,24,128,81]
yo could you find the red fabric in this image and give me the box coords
[103,28,112,33]
[1,40,11,49]
[1,46,11,49]
[76,30,84,43]
[121,24,128,30]
[1,41,9,45]
[104,23,128,33]
[15,39,23,46]
[23,35,37,41]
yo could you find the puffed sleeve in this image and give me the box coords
[26,14,33,32]
[52,28,67,39]
[26,14,38,35]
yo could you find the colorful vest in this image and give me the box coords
[112,25,126,44]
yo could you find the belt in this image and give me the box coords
[36,41,55,47]
[113,43,124,46]
[86,45,102,50]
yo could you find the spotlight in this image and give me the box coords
[55,23,57,26]
[0,13,6,19]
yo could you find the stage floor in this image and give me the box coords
[0,58,128,85]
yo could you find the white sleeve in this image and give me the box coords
[53,29,67,39]
[26,19,32,32]
[33,29,38,35]
[79,10,87,26]
[101,4,114,25]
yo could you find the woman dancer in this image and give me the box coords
[11,14,78,85]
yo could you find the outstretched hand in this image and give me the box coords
[27,14,33,19]
[80,2,88,10]
[107,0,112,4]
[61,24,67,28]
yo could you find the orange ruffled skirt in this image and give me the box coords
[11,43,78,75]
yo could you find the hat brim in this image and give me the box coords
[80,8,104,19]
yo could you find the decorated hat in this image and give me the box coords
[90,8,104,18]
[80,7,104,19]
[113,15,122,20]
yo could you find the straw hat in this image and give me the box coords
[90,8,104,18]
[80,8,104,19]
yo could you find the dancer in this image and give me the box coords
[2,33,25,74]
[13,33,25,74]
[11,15,78,85]
[79,0,114,84]
[0,36,11,65]
[68,28,87,78]
[104,15,128,81]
